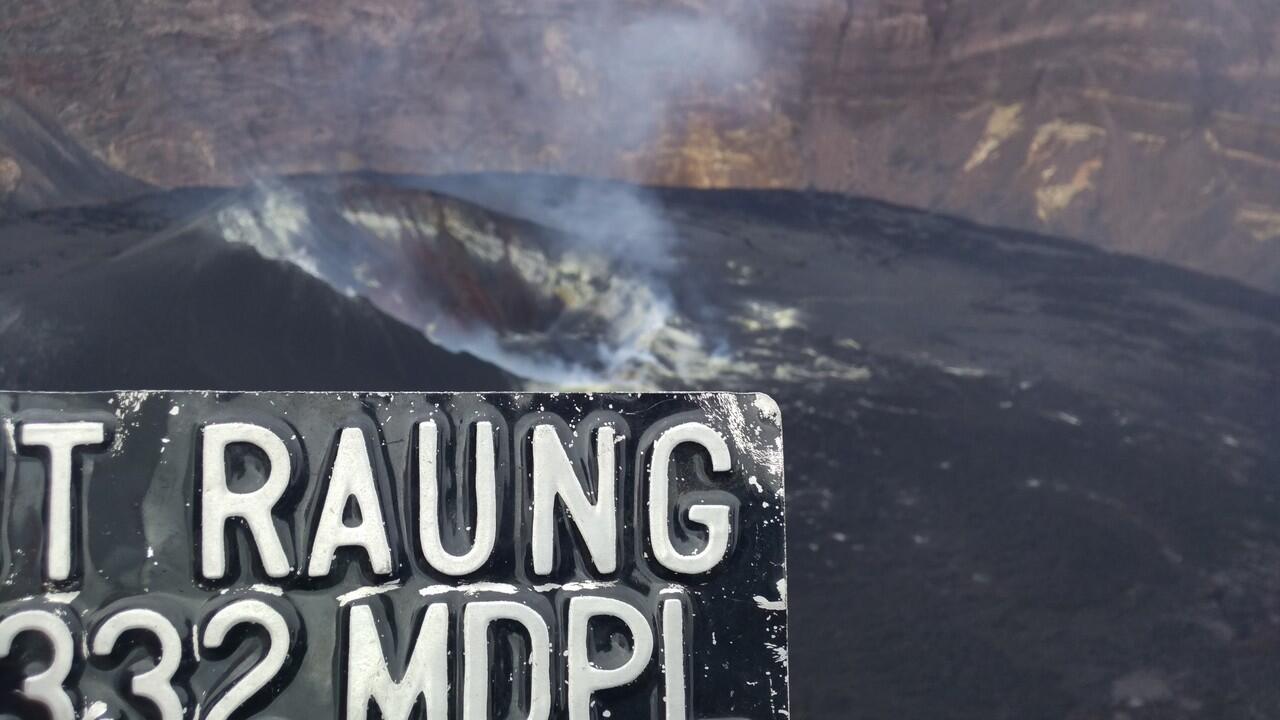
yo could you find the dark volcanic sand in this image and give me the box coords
[1,174,1278,718]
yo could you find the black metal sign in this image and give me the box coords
[0,392,788,720]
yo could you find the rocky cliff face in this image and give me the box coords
[0,97,149,213]
[2,1,1279,287]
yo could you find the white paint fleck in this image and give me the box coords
[111,390,152,455]
[753,579,787,611]
[753,393,782,427]
[765,641,789,668]
[532,580,618,593]
[420,582,518,597]
[1,419,15,455]
[337,581,403,606]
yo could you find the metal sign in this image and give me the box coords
[0,392,788,720]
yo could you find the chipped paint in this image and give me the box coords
[336,581,403,606]
[1,418,15,455]
[111,390,152,455]
[532,580,619,592]
[700,393,785,482]
[420,582,520,596]
[754,393,782,427]
[754,579,787,611]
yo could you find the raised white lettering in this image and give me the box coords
[566,596,654,720]
[463,600,551,720]
[531,424,618,575]
[200,423,293,580]
[308,428,394,578]
[418,420,497,576]
[647,422,733,575]
[201,599,290,720]
[345,602,449,720]
[91,608,184,720]
[0,609,75,720]
[19,421,105,581]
